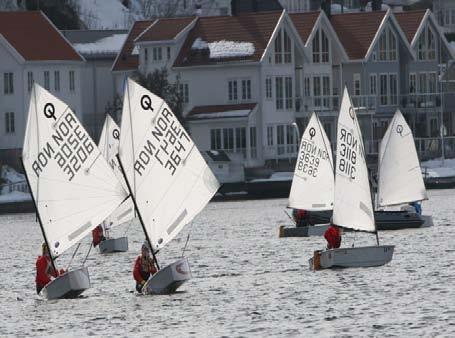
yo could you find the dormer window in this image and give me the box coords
[153,47,162,61]
[417,24,436,61]
[312,29,329,63]
[378,26,396,61]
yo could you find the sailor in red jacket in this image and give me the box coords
[292,209,307,227]
[35,243,59,294]
[324,223,342,249]
[92,224,106,247]
[133,242,157,293]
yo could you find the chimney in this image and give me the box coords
[321,0,331,18]
[372,0,382,11]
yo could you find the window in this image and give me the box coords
[228,80,238,101]
[286,125,296,153]
[54,71,60,91]
[409,73,416,93]
[5,112,15,134]
[144,48,148,62]
[313,76,321,107]
[304,77,310,97]
[179,83,189,104]
[277,125,285,155]
[27,72,33,92]
[3,73,13,94]
[275,30,282,64]
[353,73,361,96]
[267,126,274,146]
[69,71,75,91]
[419,73,427,93]
[265,77,272,99]
[378,27,396,61]
[389,74,397,105]
[369,74,377,95]
[210,129,222,150]
[312,28,330,63]
[428,72,437,93]
[249,126,257,158]
[380,74,388,105]
[153,47,162,61]
[417,25,436,61]
[167,47,171,60]
[285,77,293,109]
[241,79,251,101]
[235,127,246,154]
[283,30,292,63]
[275,77,284,110]
[44,71,50,90]
[322,76,330,108]
[223,128,234,151]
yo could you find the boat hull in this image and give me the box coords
[42,266,90,300]
[279,224,329,237]
[309,245,395,270]
[99,237,128,254]
[143,257,191,295]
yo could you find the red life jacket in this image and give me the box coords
[133,256,157,283]
[35,255,58,287]
[324,226,341,249]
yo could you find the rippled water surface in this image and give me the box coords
[1,189,454,337]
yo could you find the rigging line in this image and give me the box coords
[283,209,295,225]
[181,222,194,257]
[82,243,93,266]
[66,242,81,271]
[84,152,102,172]
[125,80,137,199]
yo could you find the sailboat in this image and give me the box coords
[97,114,135,253]
[117,79,220,294]
[376,109,433,229]
[22,84,128,299]
[310,87,394,270]
[280,113,334,238]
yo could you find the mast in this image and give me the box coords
[20,157,58,273]
[116,154,160,270]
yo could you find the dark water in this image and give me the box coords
[0,190,454,337]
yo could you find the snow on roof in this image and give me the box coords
[190,110,251,119]
[191,38,255,59]
[74,33,127,54]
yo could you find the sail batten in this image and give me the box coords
[288,113,334,210]
[119,79,220,251]
[378,110,428,207]
[333,88,375,232]
[22,84,128,257]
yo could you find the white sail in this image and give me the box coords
[118,79,220,251]
[378,109,428,206]
[22,84,128,257]
[288,113,334,210]
[98,115,135,229]
[333,88,375,232]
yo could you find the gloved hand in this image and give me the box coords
[140,280,146,286]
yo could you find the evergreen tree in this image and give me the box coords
[25,0,81,29]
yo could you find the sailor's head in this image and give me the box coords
[141,241,150,257]
[41,242,49,256]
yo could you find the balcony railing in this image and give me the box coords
[296,92,450,115]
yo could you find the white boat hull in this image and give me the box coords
[42,266,90,300]
[309,245,395,270]
[143,257,191,295]
[99,237,128,253]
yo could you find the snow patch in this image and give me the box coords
[77,0,142,29]
[192,38,255,59]
[74,34,127,54]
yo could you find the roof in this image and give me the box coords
[186,103,257,120]
[112,20,153,72]
[63,30,128,59]
[174,11,283,67]
[135,16,195,42]
[0,11,82,62]
[289,11,320,44]
[394,10,427,43]
[330,10,387,60]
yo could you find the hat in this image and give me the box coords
[141,241,150,251]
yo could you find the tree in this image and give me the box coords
[136,0,191,18]
[134,68,186,127]
[25,0,81,29]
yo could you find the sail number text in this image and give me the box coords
[338,128,358,180]
[296,139,329,177]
